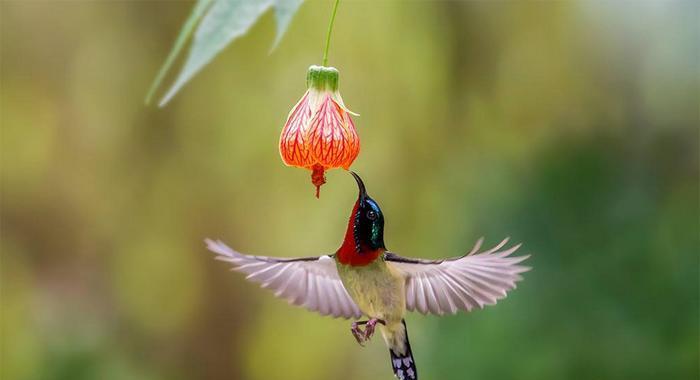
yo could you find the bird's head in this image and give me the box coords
[345,172,386,253]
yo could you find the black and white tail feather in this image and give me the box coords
[389,320,417,380]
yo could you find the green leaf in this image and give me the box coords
[271,0,304,51]
[145,0,214,106]
[147,0,305,107]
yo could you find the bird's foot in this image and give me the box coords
[351,321,367,346]
[363,318,386,341]
[350,319,385,346]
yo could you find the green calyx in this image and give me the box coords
[306,65,339,91]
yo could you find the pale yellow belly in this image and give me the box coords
[336,259,406,324]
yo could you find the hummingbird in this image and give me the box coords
[205,172,530,380]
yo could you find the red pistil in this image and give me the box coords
[311,164,326,198]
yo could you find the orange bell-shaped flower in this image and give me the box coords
[279,65,360,197]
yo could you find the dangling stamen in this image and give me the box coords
[311,164,326,198]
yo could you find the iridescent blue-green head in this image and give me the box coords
[350,172,386,252]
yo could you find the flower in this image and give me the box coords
[279,65,360,197]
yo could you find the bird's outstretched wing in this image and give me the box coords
[205,239,362,319]
[385,238,530,315]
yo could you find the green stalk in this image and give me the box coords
[322,0,341,67]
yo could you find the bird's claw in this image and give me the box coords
[350,319,386,346]
[363,318,385,341]
[351,321,366,346]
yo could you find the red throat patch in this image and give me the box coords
[336,201,383,266]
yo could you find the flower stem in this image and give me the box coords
[322,0,341,67]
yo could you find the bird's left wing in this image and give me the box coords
[385,238,530,315]
[205,239,362,319]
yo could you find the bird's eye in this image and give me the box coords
[366,210,377,220]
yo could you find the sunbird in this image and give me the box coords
[206,172,530,380]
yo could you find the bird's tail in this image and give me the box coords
[382,319,417,380]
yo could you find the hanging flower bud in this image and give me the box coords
[279,65,360,197]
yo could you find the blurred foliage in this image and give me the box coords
[147,0,305,106]
[1,1,698,380]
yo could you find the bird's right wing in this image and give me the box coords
[206,239,363,319]
[385,238,530,315]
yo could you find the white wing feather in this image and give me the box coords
[205,239,362,319]
[386,238,530,315]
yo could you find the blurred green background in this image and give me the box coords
[1,1,698,379]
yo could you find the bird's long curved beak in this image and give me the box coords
[350,171,367,201]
